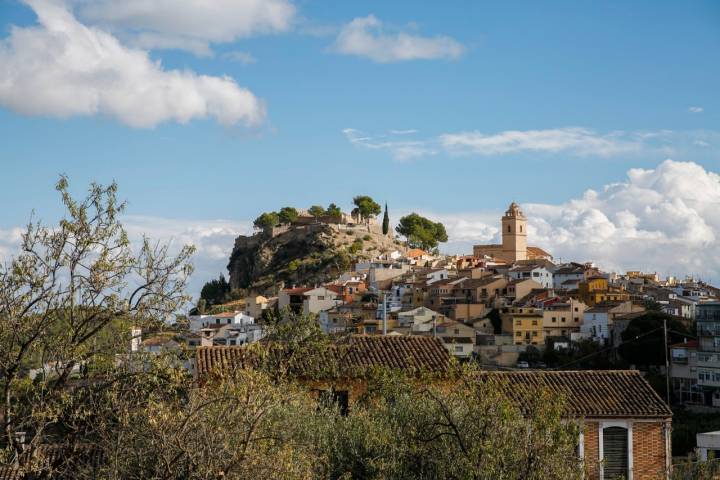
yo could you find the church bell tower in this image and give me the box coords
[501,202,527,262]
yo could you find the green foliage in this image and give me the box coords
[352,195,381,221]
[253,211,280,230]
[619,311,690,367]
[518,345,542,363]
[322,365,583,479]
[325,203,342,218]
[308,205,325,218]
[363,234,372,241]
[0,177,194,463]
[543,339,614,370]
[487,308,502,334]
[396,212,449,251]
[349,239,363,254]
[382,203,390,235]
[279,206,299,224]
[199,274,231,306]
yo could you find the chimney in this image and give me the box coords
[130,326,142,353]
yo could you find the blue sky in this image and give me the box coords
[1,0,719,292]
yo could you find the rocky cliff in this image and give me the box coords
[227,223,400,295]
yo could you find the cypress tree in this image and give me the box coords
[382,203,390,235]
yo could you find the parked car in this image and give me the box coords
[516,361,529,369]
[531,362,547,369]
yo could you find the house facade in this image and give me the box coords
[485,370,672,480]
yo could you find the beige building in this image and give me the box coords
[473,202,551,263]
[542,298,587,338]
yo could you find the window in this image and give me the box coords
[507,225,511,233]
[455,346,463,353]
[454,328,460,335]
[532,331,538,337]
[531,320,538,326]
[515,331,522,337]
[520,225,523,232]
[551,317,556,322]
[318,296,325,300]
[515,320,521,326]
[602,426,628,479]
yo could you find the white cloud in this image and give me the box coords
[333,15,464,63]
[439,127,645,156]
[343,128,437,161]
[74,0,296,55]
[222,51,257,64]
[122,216,252,297]
[0,215,251,301]
[689,106,704,113]
[346,126,720,160]
[0,0,265,128]
[436,160,720,282]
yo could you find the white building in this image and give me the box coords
[553,263,586,290]
[580,305,613,343]
[302,287,342,315]
[199,322,264,347]
[397,307,445,333]
[188,311,255,332]
[508,265,554,289]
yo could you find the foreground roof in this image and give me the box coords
[0,466,19,480]
[195,335,451,379]
[477,370,671,419]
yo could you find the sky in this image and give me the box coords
[1,0,719,295]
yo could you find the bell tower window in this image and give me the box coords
[507,225,511,233]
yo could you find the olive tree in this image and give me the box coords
[0,177,194,463]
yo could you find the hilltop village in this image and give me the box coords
[181,201,720,409]
[3,187,719,480]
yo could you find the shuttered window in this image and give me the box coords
[603,426,628,479]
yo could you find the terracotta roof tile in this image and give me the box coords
[195,335,450,379]
[0,466,20,480]
[477,370,671,419]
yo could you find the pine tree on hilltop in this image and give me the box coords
[382,203,390,235]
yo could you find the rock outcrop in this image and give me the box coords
[227,222,400,295]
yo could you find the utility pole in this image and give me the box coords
[382,291,387,335]
[664,318,670,405]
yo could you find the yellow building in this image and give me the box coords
[501,307,544,346]
[578,276,630,306]
[473,202,551,263]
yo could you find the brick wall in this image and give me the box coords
[583,419,669,480]
[584,422,600,479]
[633,421,668,479]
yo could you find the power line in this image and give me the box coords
[550,327,664,370]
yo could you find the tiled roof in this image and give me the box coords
[211,311,240,318]
[406,248,429,258]
[0,466,20,480]
[195,335,450,379]
[527,246,552,258]
[476,370,671,419]
[283,287,313,295]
